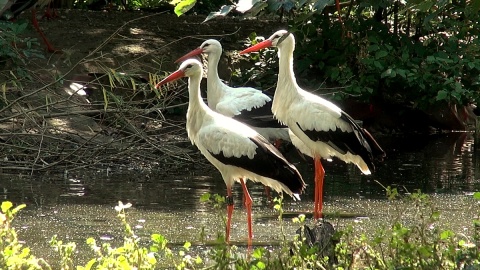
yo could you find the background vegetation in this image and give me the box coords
[1,1,479,268]
[177,0,480,131]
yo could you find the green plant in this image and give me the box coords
[0,21,44,79]
[231,32,278,92]
[50,235,76,270]
[334,189,480,269]
[1,189,480,269]
[78,201,158,269]
[0,201,51,269]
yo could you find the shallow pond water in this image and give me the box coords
[1,132,479,266]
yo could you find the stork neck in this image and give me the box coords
[205,52,225,108]
[186,74,208,135]
[272,41,300,117]
[277,43,299,90]
[206,52,222,83]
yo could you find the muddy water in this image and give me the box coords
[1,132,479,266]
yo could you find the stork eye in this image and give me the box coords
[186,64,193,69]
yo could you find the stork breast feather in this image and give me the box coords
[198,125,258,159]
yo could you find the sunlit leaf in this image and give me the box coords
[473,192,480,200]
[173,0,197,16]
[147,252,157,264]
[256,261,266,269]
[236,0,261,13]
[200,193,211,202]
[440,230,454,240]
[252,247,263,259]
[83,259,97,270]
[203,5,235,22]
[245,1,268,16]
[1,201,13,213]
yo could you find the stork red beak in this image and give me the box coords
[155,70,185,89]
[175,47,204,63]
[239,40,273,55]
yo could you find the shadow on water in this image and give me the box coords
[1,132,479,265]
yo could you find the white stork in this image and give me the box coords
[155,59,305,246]
[240,30,386,219]
[175,39,291,201]
[175,39,290,143]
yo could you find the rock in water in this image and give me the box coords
[295,221,337,263]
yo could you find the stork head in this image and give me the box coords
[155,59,203,89]
[175,39,222,63]
[239,30,293,54]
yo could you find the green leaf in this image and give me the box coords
[367,44,380,52]
[1,201,13,213]
[252,247,263,259]
[172,0,197,16]
[436,90,448,101]
[373,60,383,69]
[414,1,434,12]
[426,55,436,62]
[256,261,266,269]
[473,192,480,200]
[367,35,378,43]
[199,193,211,202]
[313,0,333,13]
[381,68,396,78]
[83,259,97,270]
[396,69,407,78]
[440,230,454,240]
[11,204,26,215]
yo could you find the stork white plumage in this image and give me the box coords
[175,39,290,143]
[240,30,386,219]
[155,59,305,246]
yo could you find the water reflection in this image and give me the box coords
[0,132,479,266]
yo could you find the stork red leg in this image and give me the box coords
[226,187,234,243]
[314,156,325,219]
[31,9,59,53]
[240,178,253,247]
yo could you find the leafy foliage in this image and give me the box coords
[1,190,480,269]
[255,0,479,111]
[169,0,479,116]
[0,21,43,80]
[0,202,51,269]
[288,0,480,109]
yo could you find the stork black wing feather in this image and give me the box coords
[7,0,36,18]
[209,134,305,195]
[232,100,287,129]
[297,111,384,172]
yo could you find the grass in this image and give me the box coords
[1,189,480,269]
